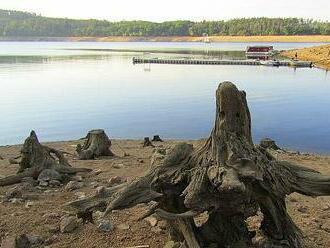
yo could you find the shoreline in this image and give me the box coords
[0,138,328,156]
[281,44,330,70]
[1,138,329,247]
[1,35,330,43]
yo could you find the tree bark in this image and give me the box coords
[76,129,114,160]
[65,82,330,248]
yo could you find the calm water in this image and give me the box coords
[0,42,329,153]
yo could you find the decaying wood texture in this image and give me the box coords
[143,137,154,147]
[66,82,330,248]
[152,135,163,142]
[76,129,114,160]
[0,131,91,186]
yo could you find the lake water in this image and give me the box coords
[0,41,329,153]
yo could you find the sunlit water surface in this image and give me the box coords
[0,42,329,153]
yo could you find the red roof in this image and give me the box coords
[246,46,273,52]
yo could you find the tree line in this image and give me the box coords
[1,9,329,37]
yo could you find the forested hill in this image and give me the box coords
[0,9,329,37]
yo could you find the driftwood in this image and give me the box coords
[143,137,154,147]
[76,129,114,160]
[152,135,163,142]
[66,82,330,248]
[0,131,91,187]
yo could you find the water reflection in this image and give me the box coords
[0,42,329,154]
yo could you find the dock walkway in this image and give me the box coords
[132,57,312,67]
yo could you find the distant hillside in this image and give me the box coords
[0,9,329,37]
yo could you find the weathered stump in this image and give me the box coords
[260,138,281,150]
[152,135,163,142]
[143,137,154,147]
[76,129,114,160]
[66,82,330,248]
[0,131,91,187]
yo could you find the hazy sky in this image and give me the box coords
[1,0,329,22]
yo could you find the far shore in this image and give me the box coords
[1,35,330,43]
[281,44,330,70]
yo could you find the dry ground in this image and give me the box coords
[281,44,330,70]
[0,139,329,247]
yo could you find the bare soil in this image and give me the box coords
[281,44,330,70]
[0,139,329,247]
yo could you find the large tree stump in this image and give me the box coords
[66,82,330,248]
[76,129,114,160]
[0,131,91,187]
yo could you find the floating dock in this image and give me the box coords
[132,57,313,67]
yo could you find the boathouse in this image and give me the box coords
[246,46,274,59]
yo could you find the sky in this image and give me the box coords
[0,0,329,22]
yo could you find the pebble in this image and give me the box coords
[108,176,127,187]
[112,164,124,169]
[297,205,308,213]
[25,201,34,208]
[39,180,49,187]
[60,216,79,233]
[64,181,84,191]
[93,169,103,175]
[117,223,130,230]
[98,219,114,232]
[9,198,23,204]
[145,216,158,227]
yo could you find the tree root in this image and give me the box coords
[65,81,330,248]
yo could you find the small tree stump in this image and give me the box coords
[0,131,91,187]
[152,135,163,142]
[143,137,154,147]
[76,129,114,160]
[66,82,330,248]
[260,138,281,150]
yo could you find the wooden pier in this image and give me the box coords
[132,57,313,67]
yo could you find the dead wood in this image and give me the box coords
[65,82,330,248]
[143,137,154,147]
[152,135,163,142]
[0,131,91,187]
[76,129,114,160]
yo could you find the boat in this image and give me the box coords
[260,60,280,66]
[289,60,313,68]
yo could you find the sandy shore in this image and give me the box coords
[281,44,330,70]
[0,139,330,247]
[1,35,330,43]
